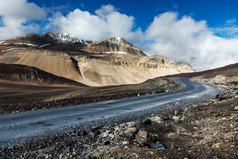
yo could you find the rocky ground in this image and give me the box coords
[1,81,238,158]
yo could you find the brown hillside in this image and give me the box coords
[165,62,238,78]
[0,63,86,87]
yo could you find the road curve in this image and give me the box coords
[0,78,221,144]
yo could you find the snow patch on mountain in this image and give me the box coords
[104,51,127,54]
[52,33,93,45]
[1,48,26,52]
[39,44,50,49]
[14,43,38,47]
[115,36,121,42]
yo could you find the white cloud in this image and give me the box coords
[145,12,238,71]
[0,0,46,40]
[95,4,116,17]
[47,4,142,42]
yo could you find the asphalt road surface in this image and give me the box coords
[0,78,221,144]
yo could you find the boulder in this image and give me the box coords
[172,116,180,123]
[135,127,149,145]
[149,116,164,124]
[153,141,165,149]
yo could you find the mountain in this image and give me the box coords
[0,33,193,86]
[82,37,146,56]
[0,63,86,87]
[0,32,92,48]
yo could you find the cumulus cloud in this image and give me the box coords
[145,12,238,71]
[0,0,46,40]
[47,4,142,42]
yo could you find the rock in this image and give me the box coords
[104,141,110,145]
[142,119,152,125]
[137,127,149,138]
[174,110,179,116]
[127,121,136,128]
[135,135,148,145]
[172,116,180,123]
[108,134,115,139]
[131,121,141,127]
[184,108,188,113]
[234,106,238,110]
[91,126,100,131]
[123,127,137,139]
[212,142,224,148]
[84,127,100,138]
[167,132,179,139]
[114,126,120,132]
[180,114,185,121]
[149,116,163,124]
[135,127,149,145]
[78,130,87,136]
[215,94,232,101]
[153,141,165,149]
[162,115,169,120]
[215,94,224,101]
[122,141,130,145]
[101,130,110,138]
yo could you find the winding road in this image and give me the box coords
[0,78,221,144]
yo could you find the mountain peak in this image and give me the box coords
[115,36,121,41]
[85,36,147,56]
[106,36,124,43]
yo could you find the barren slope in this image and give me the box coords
[0,50,84,83]
[0,63,86,87]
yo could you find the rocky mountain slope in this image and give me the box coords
[0,33,193,86]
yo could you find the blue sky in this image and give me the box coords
[29,0,238,36]
[1,0,238,70]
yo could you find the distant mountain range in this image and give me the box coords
[0,32,193,86]
[1,32,93,46]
